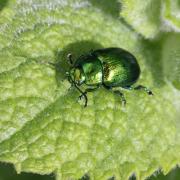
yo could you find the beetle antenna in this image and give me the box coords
[67,53,74,66]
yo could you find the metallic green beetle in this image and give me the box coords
[66,47,153,107]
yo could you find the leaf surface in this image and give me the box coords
[0,0,180,179]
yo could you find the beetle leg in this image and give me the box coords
[132,85,153,95]
[103,85,126,105]
[74,86,88,107]
[113,90,126,106]
[78,86,99,107]
[78,92,88,107]
[78,92,87,100]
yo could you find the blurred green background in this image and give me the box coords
[0,162,179,180]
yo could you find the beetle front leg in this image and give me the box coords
[113,90,126,106]
[73,84,88,107]
[78,86,99,107]
[78,92,88,107]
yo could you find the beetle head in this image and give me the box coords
[67,67,85,86]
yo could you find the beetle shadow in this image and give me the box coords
[53,40,103,86]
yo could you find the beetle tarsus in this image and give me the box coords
[79,92,87,100]
[147,90,153,96]
[84,97,88,107]
[78,92,88,107]
[133,85,154,96]
[83,92,88,107]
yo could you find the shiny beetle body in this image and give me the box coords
[67,47,153,107]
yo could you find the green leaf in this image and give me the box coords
[162,33,180,90]
[120,0,180,38]
[120,0,162,38]
[162,0,180,32]
[0,0,180,180]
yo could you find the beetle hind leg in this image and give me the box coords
[113,90,126,106]
[135,85,153,95]
[126,85,153,95]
